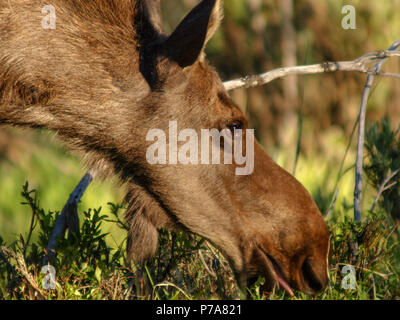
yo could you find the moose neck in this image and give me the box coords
[0,1,158,178]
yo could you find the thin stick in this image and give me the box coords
[223,49,400,91]
[326,189,340,217]
[370,167,400,212]
[2,246,46,299]
[353,39,400,221]
[43,168,97,264]
[198,249,217,278]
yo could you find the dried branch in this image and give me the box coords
[198,249,217,278]
[223,49,400,91]
[353,39,400,221]
[370,167,400,212]
[326,189,340,217]
[2,246,46,299]
[43,168,97,264]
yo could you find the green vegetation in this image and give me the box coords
[0,128,124,245]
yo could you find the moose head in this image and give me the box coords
[0,0,330,295]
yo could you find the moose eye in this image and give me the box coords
[227,121,243,135]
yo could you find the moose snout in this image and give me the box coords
[250,207,331,295]
[248,230,330,296]
[292,223,331,294]
[257,251,330,296]
[298,255,329,294]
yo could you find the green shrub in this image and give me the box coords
[365,118,400,225]
[1,182,399,300]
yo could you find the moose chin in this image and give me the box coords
[0,0,331,295]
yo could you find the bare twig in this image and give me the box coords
[337,263,393,279]
[198,249,217,278]
[223,49,400,91]
[153,281,192,300]
[326,189,340,217]
[353,39,400,221]
[2,246,46,299]
[43,168,97,264]
[378,72,400,79]
[370,167,400,212]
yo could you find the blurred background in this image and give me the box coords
[1,0,399,244]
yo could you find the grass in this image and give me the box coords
[0,183,399,300]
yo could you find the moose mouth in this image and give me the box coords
[255,245,294,296]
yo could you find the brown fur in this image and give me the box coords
[0,0,330,294]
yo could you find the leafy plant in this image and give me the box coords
[365,118,400,225]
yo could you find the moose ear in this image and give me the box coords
[135,0,164,38]
[159,0,223,68]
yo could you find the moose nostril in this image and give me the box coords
[301,257,324,293]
